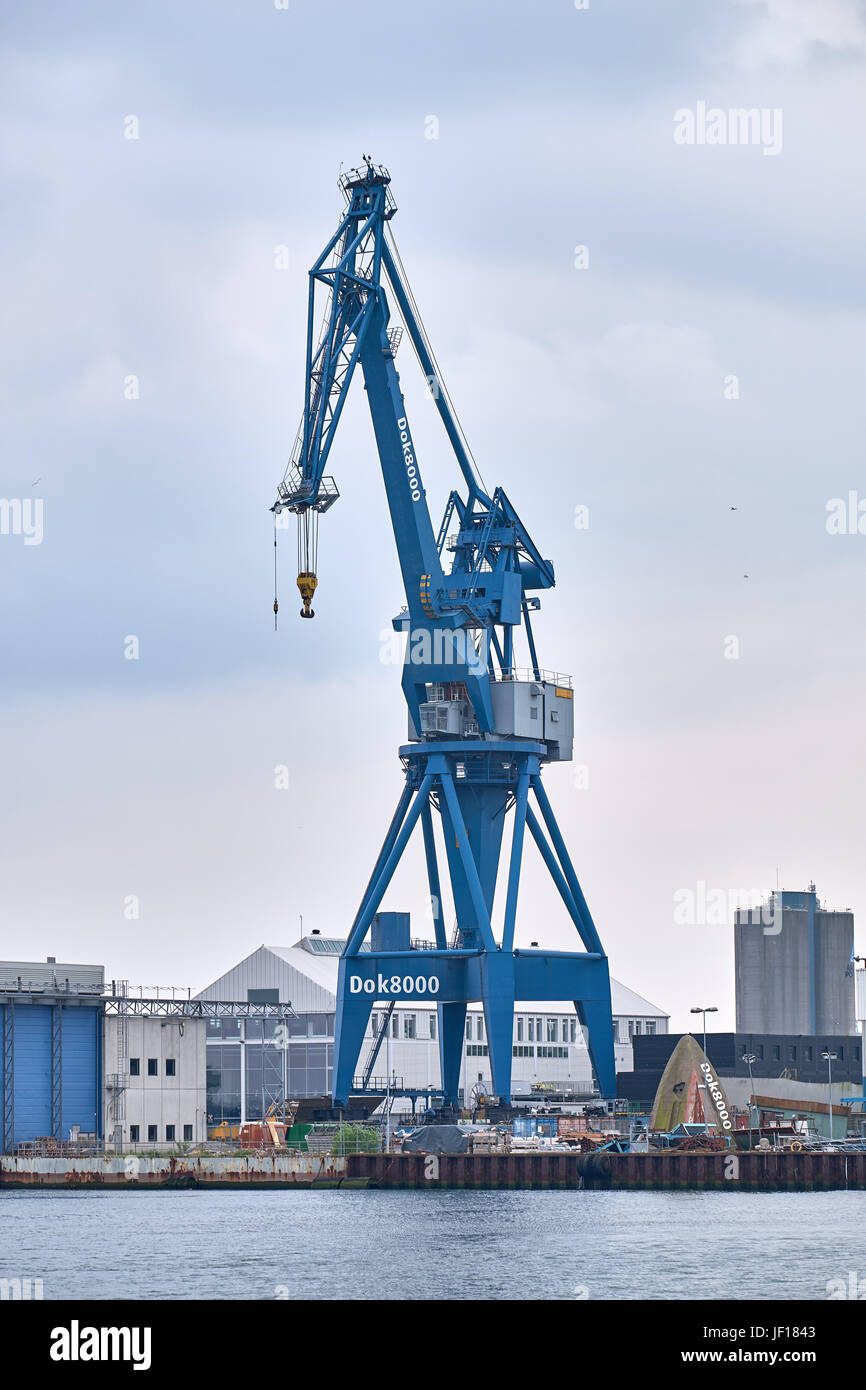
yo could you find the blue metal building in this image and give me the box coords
[1,959,103,1150]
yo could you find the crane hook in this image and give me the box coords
[297,571,317,619]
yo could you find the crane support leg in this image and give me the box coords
[420,795,447,950]
[332,742,616,1107]
[438,1002,468,1105]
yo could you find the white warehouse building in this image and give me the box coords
[197,935,668,1122]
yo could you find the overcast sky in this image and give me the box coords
[2,0,865,1031]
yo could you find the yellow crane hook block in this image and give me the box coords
[297,571,318,618]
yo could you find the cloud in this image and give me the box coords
[731,0,866,69]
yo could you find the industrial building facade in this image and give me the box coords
[619,1030,864,1102]
[198,937,669,1122]
[618,1030,865,1139]
[0,960,103,1151]
[1,946,669,1146]
[103,1015,208,1146]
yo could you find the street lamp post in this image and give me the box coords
[742,1053,757,1148]
[690,1006,718,1125]
[821,1049,838,1144]
[385,1015,392,1155]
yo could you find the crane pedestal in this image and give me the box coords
[333,741,616,1106]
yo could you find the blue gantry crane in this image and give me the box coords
[272,159,615,1108]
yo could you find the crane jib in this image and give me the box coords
[397,417,421,502]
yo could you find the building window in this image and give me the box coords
[646,1021,655,1036]
[404,1015,416,1040]
[165,1058,176,1076]
[756,1045,764,1060]
[547,1019,557,1042]
[130,1125,139,1142]
[207,1044,242,1121]
[476,1016,484,1041]
[429,1014,437,1040]
[839,1046,845,1060]
[570,1019,576,1043]
[612,1020,619,1043]
[207,1016,242,1040]
[183,1125,193,1141]
[147,1125,157,1142]
[391,1015,398,1038]
[466,1017,472,1040]
[527,1018,535,1042]
[634,1020,642,1036]
[147,1058,158,1076]
[804,1046,813,1062]
[536,1017,542,1040]
[772,1045,780,1061]
[129,1058,140,1076]
[517,1017,524,1042]
[166,1125,175,1141]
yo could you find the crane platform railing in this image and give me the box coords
[493,667,573,687]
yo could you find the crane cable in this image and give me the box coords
[273,512,279,630]
[384,225,490,498]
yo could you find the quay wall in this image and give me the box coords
[2,1150,866,1190]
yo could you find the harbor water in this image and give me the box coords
[3,1187,866,1300]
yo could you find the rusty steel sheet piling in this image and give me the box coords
[2,1150,865,1190]
[0,1154,355,1188]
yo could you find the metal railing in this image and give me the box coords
[352,1076,404,1092]
[492,668,572,688]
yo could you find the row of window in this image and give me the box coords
[747,1043,858,1064]
[370,1011,436,1041]
[368,1013,598,1045]
[462,1041,578,1060]
[514,1017,579,1044]
[129,1058,176,1077]
[128,1125,193,1142]
[217,1013,662,1048]
[206,1014,334,1041]
[512,1045,571,1059]
[614,1020,657,1043]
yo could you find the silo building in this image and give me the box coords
[735,884,855,1036]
